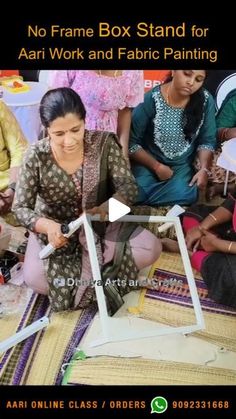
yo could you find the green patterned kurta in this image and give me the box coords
[13,130,139,313]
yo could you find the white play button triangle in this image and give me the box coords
[108,198,130,222]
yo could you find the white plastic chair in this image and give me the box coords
[217,138,236,196]
[38,70,50,88]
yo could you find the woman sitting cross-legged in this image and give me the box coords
[129,70,217,206]
[13,87,162,315]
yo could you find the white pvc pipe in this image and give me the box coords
[223,170,229,196]
[0,316,49,354]
[83,214,110,339]
[175,217,205,329]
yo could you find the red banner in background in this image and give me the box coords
[0,70,19,77]
[144,70,170,91]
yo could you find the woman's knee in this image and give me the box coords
[23,233,49,295]
[23,261,49,295]
[130,227,162,270]
[143,233,162,266]
[23,267,48,295]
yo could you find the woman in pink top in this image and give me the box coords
[48,70,144,159]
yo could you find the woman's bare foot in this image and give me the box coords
[161,238,180,252]
[206,183,223,201]
[161,238,194,259]
[206,182,236,201]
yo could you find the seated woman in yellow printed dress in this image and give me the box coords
[0,101,28,218]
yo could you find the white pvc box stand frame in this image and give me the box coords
[78,213,205,346]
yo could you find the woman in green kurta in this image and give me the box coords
[129,70,216,206]
[13,87,161,314]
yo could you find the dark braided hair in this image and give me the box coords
[183,87,205,141]
[165,71,207,142]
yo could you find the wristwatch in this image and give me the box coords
[8,182,16,192]
[61,224,70,234]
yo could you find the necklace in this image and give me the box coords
[166,84,189,108]
[98,70,119,77]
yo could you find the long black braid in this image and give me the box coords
[183,88,205,141]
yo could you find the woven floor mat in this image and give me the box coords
[0,294,50,384]
[149,251,202,279]
[0,293,97,385]
[25,303,97,385]
[138,252,236,352]
[64,356,236,385]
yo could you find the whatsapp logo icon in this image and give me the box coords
[151,396,168,414]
